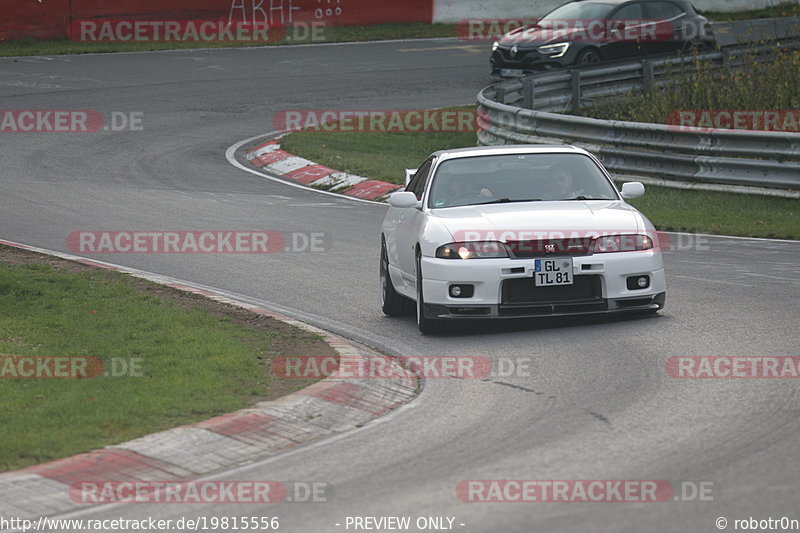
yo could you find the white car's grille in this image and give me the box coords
[501,275,603,305]
[506,239,592,259]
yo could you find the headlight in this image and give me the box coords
[436,241,509,259]
[492,41,500,52]
[592,234,654,253]
[537,42,569,57]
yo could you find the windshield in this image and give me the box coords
[428,153,620,208]
[539,2,616,23]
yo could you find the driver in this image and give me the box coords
[448,179,492,204]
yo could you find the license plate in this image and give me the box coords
[534,258,574,286]
[500,68,524,77]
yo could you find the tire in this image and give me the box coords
[683,40,710,54]
[576,48,601,66]
[380,240,411,316]
[415,252,445,334]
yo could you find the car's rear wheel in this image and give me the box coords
[576,48,601,66]
[683,39,710,54]
[416,251,445,334]
[380,240,412,316]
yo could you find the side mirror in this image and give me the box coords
[404,168,417,186]
[621,181,645,199]
[389,191,421,208]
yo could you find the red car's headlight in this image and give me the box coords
[592,234,654,253]
[436,241,509,259]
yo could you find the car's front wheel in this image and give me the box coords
[416,251,445,334]
[683,39,711,54]
[575,48,601,66]
[380,239,412,316]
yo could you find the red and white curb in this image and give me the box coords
[244,139,402,201]
[0,239,418,519]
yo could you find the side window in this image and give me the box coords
[406,159,433,201]
[614,2,644,20]
[646,2,682,20]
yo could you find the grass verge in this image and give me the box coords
[699,2,800,21]
[279,105,479,183]
[0,22,457,57]
[0,245,332,471]
[278,106,799,239]
[280,130,478,184]
[622,184,799,239]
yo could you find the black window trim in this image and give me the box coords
[406,157,434,201]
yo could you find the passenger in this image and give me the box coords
[544,164,585,200]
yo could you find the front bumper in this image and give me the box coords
[490,47,575,76]
[419,252,666,319]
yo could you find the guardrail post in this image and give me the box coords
[522,77,534,109]
[721,47,731,66]
[570,70,581,113]
[642,59,654,92]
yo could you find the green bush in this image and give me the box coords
[584,46,800,125]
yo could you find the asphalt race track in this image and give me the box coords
[2,40,800,532]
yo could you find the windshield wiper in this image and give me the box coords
[557,196,604,201]
[474,198,542,205]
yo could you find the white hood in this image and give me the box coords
[432,201,645,241]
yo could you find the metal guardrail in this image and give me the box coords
[477,40,800,192]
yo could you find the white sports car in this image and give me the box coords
[380,145,666,333]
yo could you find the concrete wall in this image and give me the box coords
[0,0,69,40]
[71,0,432,26]
[433,0,561,23]
[1,0,792,42]
[0,0,433,41]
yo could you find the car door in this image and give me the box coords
[642,1,686,56]
[604,2,646,61]
[394,157,434,285]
